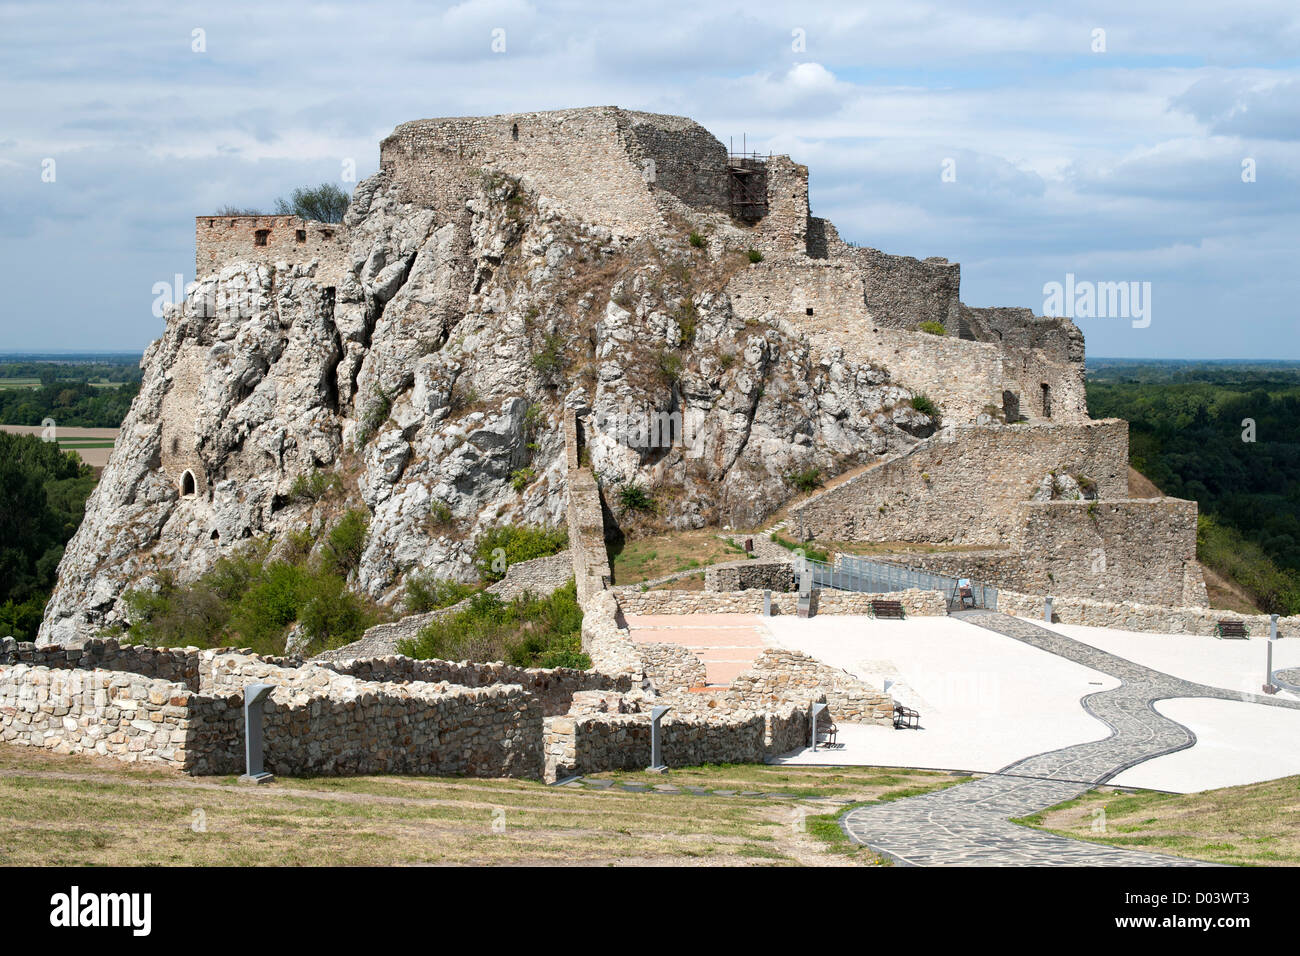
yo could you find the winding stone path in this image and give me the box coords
[841,610,1300,866]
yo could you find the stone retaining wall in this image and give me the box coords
[544,703,809,779]
[999,590,1300,638]
[705,560,795,592]
[616,587,947,617]
[790,420,1129,546]
[638,642,708,692]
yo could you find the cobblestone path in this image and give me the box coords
[841,610,1300,866]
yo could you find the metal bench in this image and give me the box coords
[1216,619,1248,639]
[871,599,905,619]
[814,711,839,747]
[893,702,920,730]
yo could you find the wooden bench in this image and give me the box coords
[893,703,920,730]
[871,599,905,620]
[1216,619,1248,639]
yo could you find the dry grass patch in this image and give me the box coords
[1013,777,1300,867]
[610,529,750,585]
[0,747,962,867]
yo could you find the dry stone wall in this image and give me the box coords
[726,648,894,725]
[998,590,1298,638]
[638,642,708,692]
[616,587,947,617]
[705,560,795,592]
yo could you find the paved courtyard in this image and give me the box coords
[625,613,769,686]
[838,610,1300,865]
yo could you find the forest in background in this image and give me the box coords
[1087,359,1300,614]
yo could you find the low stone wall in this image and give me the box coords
[616,587,947,617]
[728,648,893,725]
[705,560,794,592]
[187,678,543,778]
[999,590,1300,638]
[320,655,630,716]
[544,703,807,779]
[0,665,192,770]
[0,637,206,691]
[639,642,708,692]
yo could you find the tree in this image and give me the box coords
[274,183,350,223]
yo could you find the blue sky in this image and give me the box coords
[1,1,1298,358]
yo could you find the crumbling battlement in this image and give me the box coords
[195,214,347,287]
[379,106,734,236]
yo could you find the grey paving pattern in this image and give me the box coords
[841,610,1300,866]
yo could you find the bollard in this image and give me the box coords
[1264,615,1280,695]
[649,706,672,771]
[239,682,275,785]
[1044,596,1054,623]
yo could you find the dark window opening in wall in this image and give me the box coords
[180,471,196,497]
[1041,383,1052,418]
[254,229,270,246]
[295,229,306,243]
[321,229,334,239]
[806,307,814,316]
[511,123,519,141]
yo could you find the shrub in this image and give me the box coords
[618,483,655,513]
[511,467,536,492]
[474,523,569,582]
[532,332,567,382]
[918,320,947,336]
[404,574,477,614]
[676,300,698,346]
[909,393,938,418]
[427,499,453,528]
[398,580,588,668]
[688,230,706,249]
[655,350,683,386]
[747,248,763,263]
[120,542,374,656]
[786,467,823,493]
[323,509,369,577]
[770,533,830,564]
[273,182,349,223]
[290,469,340,503]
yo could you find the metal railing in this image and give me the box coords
[799,554,997,610]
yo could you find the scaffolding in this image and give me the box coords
[727,135,770,220]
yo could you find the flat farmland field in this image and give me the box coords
[0,424,119,468]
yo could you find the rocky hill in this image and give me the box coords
[40,108,950,644]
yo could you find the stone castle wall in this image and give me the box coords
[909,498,1206,607]
[195,215,348,287]
[849,247,961,329]
[791,420,1129,546]
[380,107,734,237]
